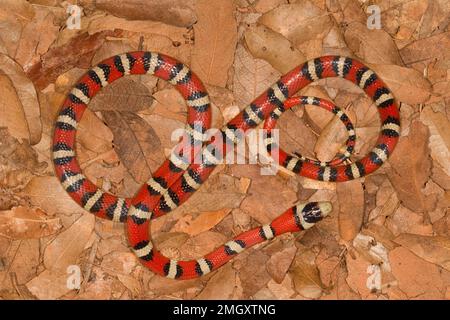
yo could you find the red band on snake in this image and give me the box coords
[53,52,400,280]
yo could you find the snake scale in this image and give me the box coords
[53,51,400,280]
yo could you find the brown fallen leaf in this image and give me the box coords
[102,111,164,184]
[191,0,237,87]
[0,206,61,239]
[94,0,197,27]
[238,250,272,298]
[195,263,236,299]
[14,6,59,73]
[0,54,42,144]
[0,0,35,58]
[231,165,297,224]
[389,246,449,299]
[149,88,188,123]
[337,180,364,242]
[0,239,40,288]
[0,74,30,143]
[369,63,432,105]
[291,248,324,299]
[88,78,153,112]
[44,213,95,272]
[266,243,297,284]
[400,31,450,66]
[233,44,281,107]
[171,209,232,236]
[26,269,76,300]
[27,30,122,90]
[0,128,47,191]
[386,206,433,236]
[420,105,450,177]
[387,121,437,213]
[244,23,305,74]
[258,2,332,48]
[344,22,403,65]
[393,233,450,272]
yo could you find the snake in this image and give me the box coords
[53,52,400,280]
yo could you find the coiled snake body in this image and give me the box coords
[53,52,400,280]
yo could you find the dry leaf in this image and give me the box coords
[420,105,450,176]
[258,2,332,47]
[14,6,59,72]
[89,78,153,112]
[26,269,74,300]
[387,121,437,213]
[389,247,449,299]
[233,44,281,106]
[171,209,232,236]
[0,206,61,239]
[44,213,95,272]
[0,74,28,143]
[337,180,364,242]
[27,30,122,90]
[400,31,450,66]
[195,263,236,299]
[239,250,272,298]
[244,23,305,73]
[266,244,297,283]
[0,54,42,144]
[231,165,297,224]
[291,249,324,299]
[393,233,450,272]
[94,0,197,27]
[191,0,237,87]
[102,111,163,184]
[369,63,432,105]
[344,22,403,65]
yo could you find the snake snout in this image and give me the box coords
[301,201,332,225]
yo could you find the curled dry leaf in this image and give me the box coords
[344,22,403,65]
[387,121,437,213]
[258,2,332,47]
[0,206,61,239]
[393,233,450,272]
[102,111,163,184]
[244,23,305,73]
[369,63,432,105]
[233,44,281,107]
[337,180,364,242]
[191,0,237,87]
[94,0,197,27]
[0,54,42,144]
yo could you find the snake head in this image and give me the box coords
[296,201,332,230]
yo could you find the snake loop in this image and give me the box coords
[53,52,400,280]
